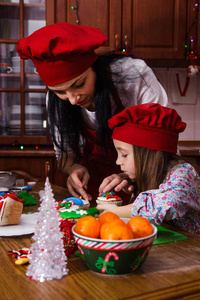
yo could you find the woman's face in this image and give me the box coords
[47,67,96,111]
[113,139,136,179]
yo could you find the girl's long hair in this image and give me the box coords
[133,145,200,198]
[48,54,128,170]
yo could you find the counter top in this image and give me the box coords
[179,143,200,156]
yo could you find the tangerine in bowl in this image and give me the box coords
[72,215,157,275]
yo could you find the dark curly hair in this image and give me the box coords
[47,54,128,170]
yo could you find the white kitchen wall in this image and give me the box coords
[153,68,200,141]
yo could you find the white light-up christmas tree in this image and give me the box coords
[26,163,68,282]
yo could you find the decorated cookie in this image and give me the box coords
[96,190,123,206]
[57,196,90,211]
[60,207,99,221]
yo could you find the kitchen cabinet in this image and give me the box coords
[0,0,66,186]
[47,0,122,54]
[51,0,199,60]
[0,0,48,145]
[122,0,187,59]
[126,0,199,60]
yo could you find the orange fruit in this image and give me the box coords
[74,215,101,238]
[100,218,127,235]
[98,212,120,226]
[100,219,134,240]
[127,216,153,238]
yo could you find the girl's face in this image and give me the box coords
[113,139,136,179]
[47,67,96,111]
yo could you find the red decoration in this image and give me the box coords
[7,248,30,263]
[106,195,119,200]
[59,219,78,257]
[3,192,24,203]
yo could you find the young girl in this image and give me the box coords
[97,103,200,235]
[16,22,168,203]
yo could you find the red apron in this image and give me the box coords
[81,88,131,205]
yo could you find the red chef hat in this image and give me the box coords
[16,22,107,86]
[108,103,186,153]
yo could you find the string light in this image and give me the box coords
[70,0,80,25]
[2,144,50,151]
[184,1,200,76]
[184,1,200,59]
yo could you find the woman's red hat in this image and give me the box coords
[16,22,107,86]
[108,103,186,153]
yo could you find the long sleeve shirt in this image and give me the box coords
[131,163,200,235]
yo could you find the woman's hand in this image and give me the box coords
[99,173,135,196]
[66,163,92,201]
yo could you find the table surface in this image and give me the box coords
[1,181,200,300]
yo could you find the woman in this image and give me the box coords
[17,22,168,202]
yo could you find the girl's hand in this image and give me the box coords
[98,173,135,196]
[96,204,121,215]
[96,203,132,218]
[66,163,92,201]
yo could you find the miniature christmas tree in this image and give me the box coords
[26,174,68,282]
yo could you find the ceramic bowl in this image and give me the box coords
[0,171,18,188]
[72,220,157,275]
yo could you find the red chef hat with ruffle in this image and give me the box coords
[108,103,186,153]
[16,22,107,86]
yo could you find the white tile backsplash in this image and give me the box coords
[194,96,200,139]
[153,68,200,141]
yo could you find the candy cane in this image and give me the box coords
[131,246,151,272]
[77,245,84,256]
[101,252,119,274]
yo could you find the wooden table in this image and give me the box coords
[1,182,200,300]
